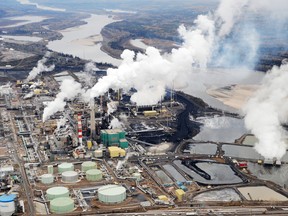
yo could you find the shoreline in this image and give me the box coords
[47,14,122,66]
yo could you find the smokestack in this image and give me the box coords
[90,98,96,139]
[118,89,121,102]
[77,113,83,146]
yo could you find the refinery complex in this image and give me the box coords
[0,69,288,216]
[1,0,288,215]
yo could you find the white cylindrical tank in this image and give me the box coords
[41,174,54,184]
[94,150,103,158]
[47,165,54,174]
[98,185,126,204]
[61,171,78,183]
[86,169,102,181]
[50,197,74,214]
[46,187,69,200]
[0,194,16,216]
[58,163,74,173]
[81,161,96,172]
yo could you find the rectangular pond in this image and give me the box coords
[174,160,243,185]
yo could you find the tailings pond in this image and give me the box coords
[194,116,246,143]
[238,186,288,201]
[193,188,241,202]
[222,144,264,160]
[248,162,288,188]
[183,143,218,155]
[174,160,243,185]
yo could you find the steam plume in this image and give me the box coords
[90,0,273,105]
[149,142,172,154]
[109,117,124,129]
[42,79,83,122]
[26,52,55,81]
[79,62,97,88]
[244,61,288,159]
[90,14,215,105]
[84,62,98,73]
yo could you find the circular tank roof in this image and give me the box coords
[62,171,78,177]
[98,185,126,196]
[47,186,69,195]
[59,163,73,168]
[82,161,96,166]
[42,174,53,178]
[86,169,101,175]
[0,194,16,203]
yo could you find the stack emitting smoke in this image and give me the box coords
[89,0,287,106]
[87,0,288,160]
[83,62,98,87]
[42,79,85,122]
[41,0,288,158]
[244,60,288,160]
[42,63,95,122]
[90,98,96,139]
[26,52,55,81]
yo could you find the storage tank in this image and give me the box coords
[50,197,74,214]
[58,163,74,173]
[47,165,54,174]
[81,161,97,172]
[41,174,54,184]
[98,185,126,203]
[86,169,102,181]
[0,194,16,216]
[46,186,69,200]
[94,149,103,158]
[61,171,78,183]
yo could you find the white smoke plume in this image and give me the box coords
[149,142,172,154]
[56,116,67,130]
[116,152,135,171]
[119,113,128,123]
[42,79,84,122]
[26,52,55,81]
[244,61,288,159]
[109,117,124,129]
[90,14,215,105]
[84,62,98,73]
[215,0,249,37]
[79,62,97,88]
[107,101,118,115]
[90,0,282,105]
[17,0,66,12]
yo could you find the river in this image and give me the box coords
[47,14,122,66]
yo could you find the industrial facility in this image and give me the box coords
[0,70,287,216]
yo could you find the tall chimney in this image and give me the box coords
[77,113,83,146]
[90,98,96,139]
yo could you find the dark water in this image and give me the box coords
[174,160,243,185]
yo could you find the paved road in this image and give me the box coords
[9,112,35,215]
